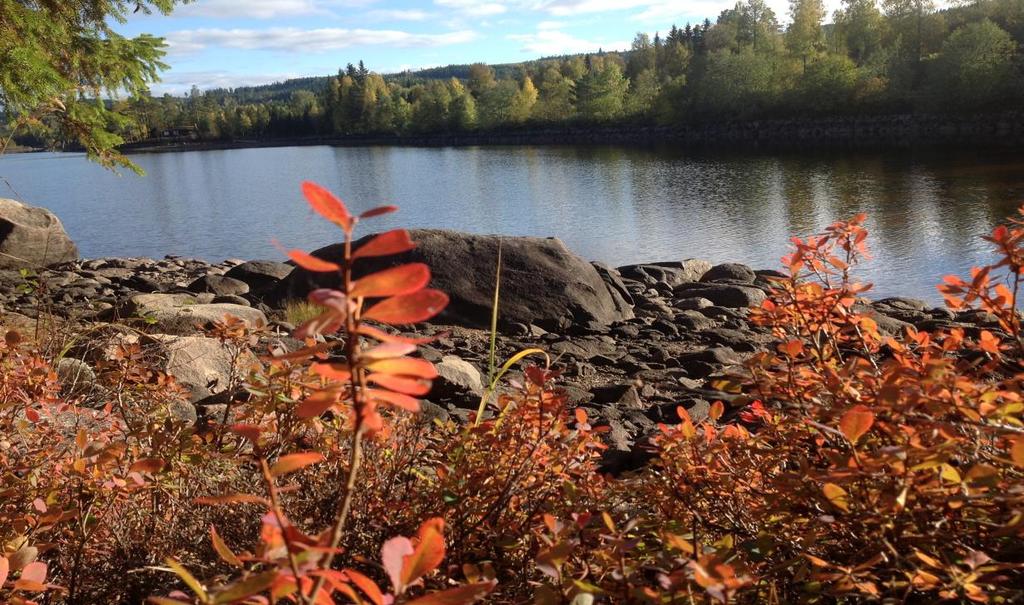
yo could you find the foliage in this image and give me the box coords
[3,181,1024,603]
[0,0,189,171]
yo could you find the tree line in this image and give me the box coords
[15,0,1024,147]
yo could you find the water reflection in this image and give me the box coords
[1,145,1023,302]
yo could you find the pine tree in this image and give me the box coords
[0,0,190,172]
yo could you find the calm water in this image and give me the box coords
[2,145,1024,302]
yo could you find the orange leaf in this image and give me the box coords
[288,249,341,273]
[709,401,724,422]
[363,342,418,360]
[353,229,416,259]
[311,363,352,382]
[344,569,385,605]
[303,181,353,232]
[357,324,440,345]
[20,561,46,585]
[210,526,243,567]
[195,493,270,506]
[296,392,338,419]
[366,357,438,379]
[402,518,446,591]
[351,264,430,299]
[270,452,324,478]
[839,405,874,444]
[368,389,422,412]
[0,556,9,587]
[130,458,165,474]
[363,290,449,324]
[404,581,497,605]
[367,373,432,396]
[1011,437,1024,468]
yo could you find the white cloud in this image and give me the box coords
[151,70,298,94]
[366,8,432,21]
[166,27,479,53]
[178,0,380,19]
[537,20,565,29]
[507,29,627,55]
[434,0,509,17]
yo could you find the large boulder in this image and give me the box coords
[0,199,78,269]
[120,293,267,335]
[273,230,634,330]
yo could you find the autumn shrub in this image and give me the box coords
[539,213,1024,603]
[3,184,1024,605]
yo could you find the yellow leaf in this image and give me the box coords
[939,463,961,484]
[822,483,850,512]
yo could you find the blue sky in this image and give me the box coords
[119,0,845,95]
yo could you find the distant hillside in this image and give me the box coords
[200,51,623,101]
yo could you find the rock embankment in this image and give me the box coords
[0,231,990,470]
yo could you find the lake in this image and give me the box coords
[2,145,1023,303]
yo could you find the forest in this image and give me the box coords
[12,0,1024,146]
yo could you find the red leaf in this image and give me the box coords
[367,389,421,412]
[381,537,414,594]
[360,205,399,219]
[366,357,438,379]
[839,405,874,444]
[351,264,430,299]
[404,581,497,605]
[288,249,341,273]
[302,181,352,232]
[364,290,449,324]
[270,452,324,477]
[367,373,432,396]
[353,229,416,260]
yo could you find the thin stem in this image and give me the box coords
[260,459,309,605]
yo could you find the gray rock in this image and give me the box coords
[121,293,267,335]
[0,199,78,269]
[274,230,634,329]
[188,275,251,297]
[56,358,97,396]
[432,355,485,401]
[146,334,256,404]
[700,263,756,284]
[675,283,767,308]
[224,260,294,295]
[590,384,643,408]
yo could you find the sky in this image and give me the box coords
[119,0,850,95]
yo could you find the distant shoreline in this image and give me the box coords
[120,111,1024,155]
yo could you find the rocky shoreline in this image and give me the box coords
[1,244,992,470]
[1,197,997,470]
